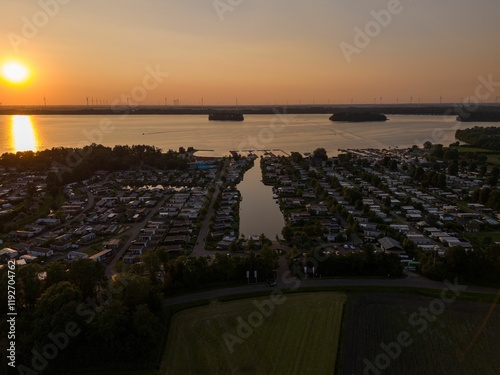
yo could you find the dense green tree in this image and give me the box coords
[445,246,469,276]
[259,233,273,246]
[89,299,129,355]
[315,252,403,278]
[291,151,303,163]
[132,304,161,352]
[45,261,69,289]
[210,253,235,282]
[430,144,444,158]
[444,148,459,161]
[455,126,500,151]
[67,259,106,299]
[282,225,294,242]
[17,263,44,312]
[259,245,279,280]
[312,147,328,161]
[141,249,162,282]
[486,173,499,186]
[491,166,500,178]
[33,281,83,341]
[413,166,424,180]
[447,161,459,176]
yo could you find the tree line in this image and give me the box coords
[305,249,404,278]
[470,187,500,211]
[0,245,280,373]
[418,245,500,286]
[130,246,279,292]
[455,126,500,151]
[0,260,164,373]
[1,144,189,184]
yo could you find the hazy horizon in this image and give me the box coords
[2,0,500,106]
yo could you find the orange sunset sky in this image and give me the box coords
[1,0,500,106]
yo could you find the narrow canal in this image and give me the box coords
[238,157,285,240]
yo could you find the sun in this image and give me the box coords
[1,61,30,84]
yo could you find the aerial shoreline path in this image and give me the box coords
[165,270,499,306]
[191,160,229,257]
[2,103,500,116]
[105,195,169,278]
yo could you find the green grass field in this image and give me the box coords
[455,147,500,165]
[456,147,495,154]
[487,154,500,166]
[466,231,500,244]
[160,292,346,375]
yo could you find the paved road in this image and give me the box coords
[106,161,229,276]
[191,160,229,257]
[191,186,220,257]
[44,187,97,264]
[165,271,499,306]
[105,195,169,278]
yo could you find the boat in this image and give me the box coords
[329,112,387,122]
[208,113,244,121]
[457,111,500,122]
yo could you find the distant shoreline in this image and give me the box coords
[1,104,499,116]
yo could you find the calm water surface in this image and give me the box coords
[238,158,285,239]
[0,114,474,156]
[0,114,477,237]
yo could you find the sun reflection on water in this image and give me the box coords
[11,115,39,152]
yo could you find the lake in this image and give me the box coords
[0,114,473,156]
[237,157,285,239]
[0,113,476,240]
